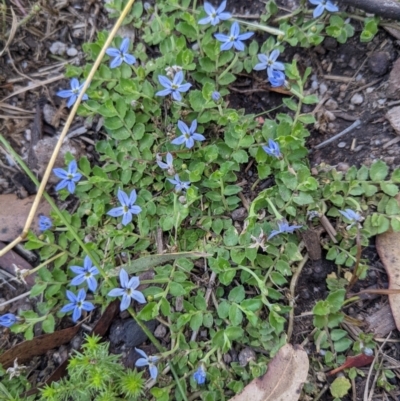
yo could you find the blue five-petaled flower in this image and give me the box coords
[38,215,52,231]
[309,0,339,18]
[193,365,207,385]
[167,174,191,192]
[254,50,285,76]
[198,1,231,26]
[268,221,302,240]
[107,268,146,311]
[156,71,192,102]
[0,313,18,328]
[135,348,159,380]
[60,289,95,322]
[56,78,88,108]
[70,256,99,292]
[53,160,82,194]
[269,70,286,87]
[339,209,361,222]
[106,38,136,69]
[107,188,142,226]
[214,21,254,51]
[156,152,174,170]
[172,120,205,149]
[262,139,281,158]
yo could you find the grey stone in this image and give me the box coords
[109,319,156,349]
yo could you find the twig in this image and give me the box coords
[313,119,362,150]
[287,253,309,343]
[0,291,31,308]
[190,270,216,342]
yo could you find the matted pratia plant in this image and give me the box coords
[1,0,399,400]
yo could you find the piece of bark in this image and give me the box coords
[337,0,400,20]
[365,304,397,337]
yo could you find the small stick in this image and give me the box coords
[287,253,309,343]
[313,119,362,150]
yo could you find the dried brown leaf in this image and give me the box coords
[228,344,309,401]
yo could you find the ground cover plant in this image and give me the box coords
[1,0,400,400]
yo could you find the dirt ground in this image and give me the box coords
[1,0,400,400]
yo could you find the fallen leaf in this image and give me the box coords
[376,194,400,331]
[0,194,51,242]
[0,324,80,368]
[228,344,309,401]
[327,353,374,376]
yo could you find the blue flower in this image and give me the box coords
[254,50,285,76]
[53,160,82,194]
[267,221,302,240]
[193,365,207,385]
[156,152,174,170]
[167,174,191,192]
[56,78,88,108]
[135,348,159,380]
[339,209,361,222]
[211,91,221,102]
[0,313,18,328]
[60,289,95,322]
[268,70,286,87]
[309,0,339,18]
[214,21,254,51]
[198,1,231,26]
[105,38,136,69]
[38,215,52,231]
[70,256,99,292]
[262,139,281,158]
[107,189,142,226]
[155,71,192,102]
[107,268,146,311]
[172,120,205,149]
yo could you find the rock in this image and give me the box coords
[338,142,346,148]
[386,106,400,135]
[154,324,167,339]
[319,83,328,95]
[350,93,364,105]
[49,41,67,55]
[387,58,400,99]
[42,104,57,125]
[325,98,338,110]
[231,207,247,221]
[323,37,337,50]
[109,319,156,350]
[238,347,256,367]
[368,52,390,76]
[67,47,78,57]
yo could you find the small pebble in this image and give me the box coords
[154,324,167,339]
[238,347,256,367]
[43,104,57,125]
[351,93,364,105]
[319,83,328,95]
[336,162,350,172]
[49,41,67,55]
[67,47,78,57]
[353,145,364,152]
[325,98,338,110]
[368,51,390,76]
[231,207,247,222]
[338,141,347,148]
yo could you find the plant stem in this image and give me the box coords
[218,53,239,82]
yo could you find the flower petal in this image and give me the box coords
[120,37,130,53]
[107,206,124,217]
[56,89,73,98]
[72,306,82,322]
[77,288,86,302]
[106,48,120,57]
[189,119,198,133]
[238,32,254,40]
[192,133,205,142]
[220,41,234,51]
[173,70,184,85]
[149,364,158,380]
[177,83,191,93]
[129,205,142,215]
[121,211,132,226]
[120,268,129,287]
[55,180,68,191]
[132,290,146,304]
[53,168,68,179]
[70,275,85,286]
[66,290,77,303]
[171,135,186,145]
[198,16,212,25]
[110,56,123,69]
[127,276,140,290]
[82,301,95,312]
[60,303,75,313]
[216,0,227,13]
[87,277,98,292]
[135,348,148,359]
[67,181,76,194]
[156,88,172,97]
[171,91,182,101]
[107,288,125,297]
[203,2,215,14]
[158,75,172,88]
[120,294,131,311]
[129,189,137,205]
[124,54,136,65]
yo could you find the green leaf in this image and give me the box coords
[330,377,351,398]
[228,286,245,303]
[42,314,55,333]
[218,72,236,86]
[313,300,330,316]
[30,283,47,297]
[326,289,346,313]
[190,313,203,331]
[370,160,388,181]
[334,337,352,352]
[229,304,243,326]
[224,185,242,196]
[381,182,399,196]
[302,94,319,104]
[137,302,158,320]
